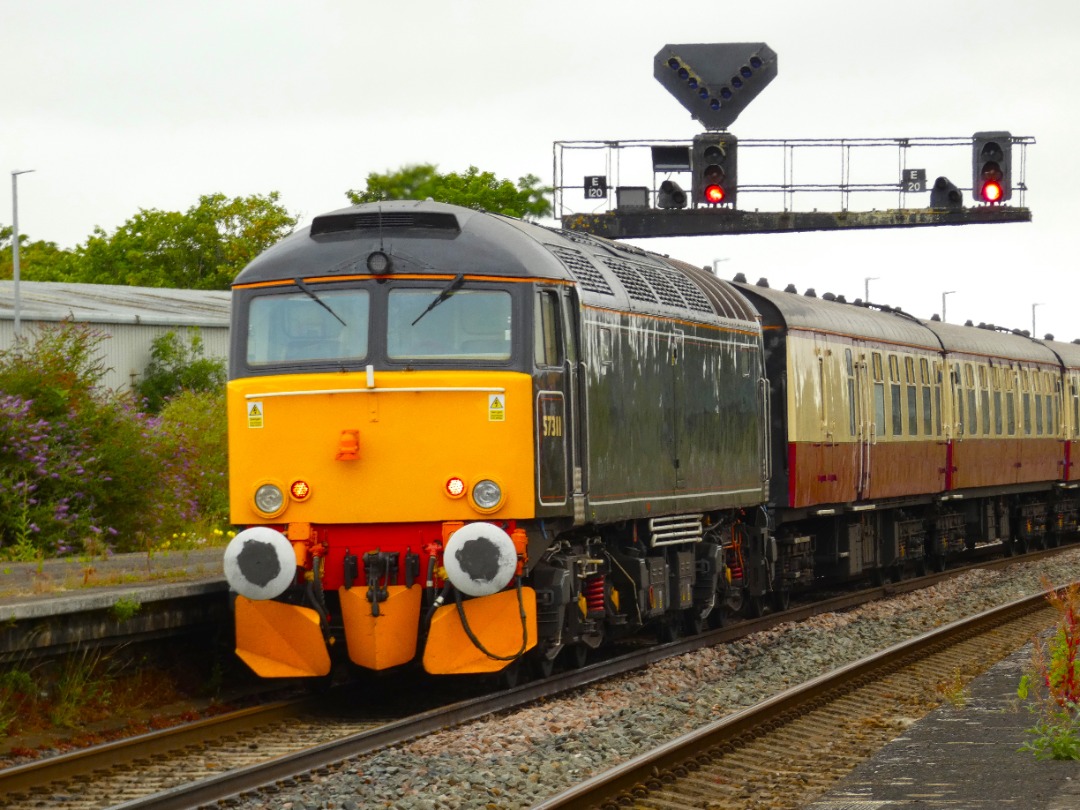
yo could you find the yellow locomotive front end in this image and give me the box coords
[222,206,551,679]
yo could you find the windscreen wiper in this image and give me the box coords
[411,274,465,326]
[294,277,347,326]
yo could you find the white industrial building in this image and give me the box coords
[0,280,230,392]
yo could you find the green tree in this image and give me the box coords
[136,329,227,414]
[71,192,298,290]
[0,225,76,282]
[346,164,552,220]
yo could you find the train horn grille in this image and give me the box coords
[648,514,704,547]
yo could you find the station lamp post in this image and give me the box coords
[1032,303,1044,338]
[11,169,35,341]
[864,276,878,303]
[942,290,956,323]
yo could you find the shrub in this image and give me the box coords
[137,329,226,414]
[1018,581,1080,760]
[0,322,230,558]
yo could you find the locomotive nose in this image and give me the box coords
[224,526,297,600]
[443,522,518,597]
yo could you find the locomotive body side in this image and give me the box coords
[223,202,772,679]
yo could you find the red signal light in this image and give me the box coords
[290,480,311,501]
[980,180,1003,203]
[704,184,726,204]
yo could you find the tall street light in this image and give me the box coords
[11,169,35,341]
[1032,302,1044,338]
[864,276,879,303]
[942,290,956,323]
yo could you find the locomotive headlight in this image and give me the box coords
[471,479,503,511]
[254,483,286,516]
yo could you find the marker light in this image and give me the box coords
[290,480,311,501]
[446,477,466,498]
[705,184,726,204]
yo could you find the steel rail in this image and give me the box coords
[531,588,1058,809]
[2,545,1066,809]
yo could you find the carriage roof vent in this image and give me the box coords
[732,272,747,282]
[804,288,817,297]
[310,210,461,236]
[784,283,798,293]
[756,277,770,287]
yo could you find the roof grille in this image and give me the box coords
[548,246,614,296]
[602,258,713,313]
[310,211,460,236]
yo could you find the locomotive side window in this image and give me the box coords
[388,289,512,361]
[534,290,562,368]
[247,290,370,365]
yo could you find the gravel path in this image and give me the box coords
[230,549,1080,810]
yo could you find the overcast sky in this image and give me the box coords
[3,0,1078,340]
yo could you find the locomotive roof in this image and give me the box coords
[233,200,759,330]
[735,279,1064,366]
[232,200,569,286]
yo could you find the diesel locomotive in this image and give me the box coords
[222,199,1080,681]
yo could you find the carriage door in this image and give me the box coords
[853,346,876,500]
[534,288,574,513]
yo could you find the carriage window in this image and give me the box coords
[889,356,902,435]
[388,289,512,361]
[903,357,916,435]
[247,289,370,365]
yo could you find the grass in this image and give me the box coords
[1,639,245,752]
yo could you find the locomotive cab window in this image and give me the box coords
[534,290,563,368]
[388,288,512,361]
[246,289,370,366]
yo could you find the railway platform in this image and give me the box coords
[806,642,1080,809]
[0,548,228,660]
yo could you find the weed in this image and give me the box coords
[936,666,970,709]
[48,647,110,728]
[1017,580,1080,760]
[110,597,142,622]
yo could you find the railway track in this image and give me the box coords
[532,590,1056,810]
[0,549,1065,810]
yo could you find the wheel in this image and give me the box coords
[684,609,707,637]
[562,644,589,669]
[745,594,764,619]
[529,650,557,679]
[771,588,791,612]
[656,616,680,644]
[497,660,522,689]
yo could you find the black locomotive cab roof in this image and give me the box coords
[232,200,573,287]
[232,200,760,333]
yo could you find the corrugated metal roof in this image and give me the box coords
[0,281,230,327]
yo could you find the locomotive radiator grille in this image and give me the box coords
[649,514,705,547]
